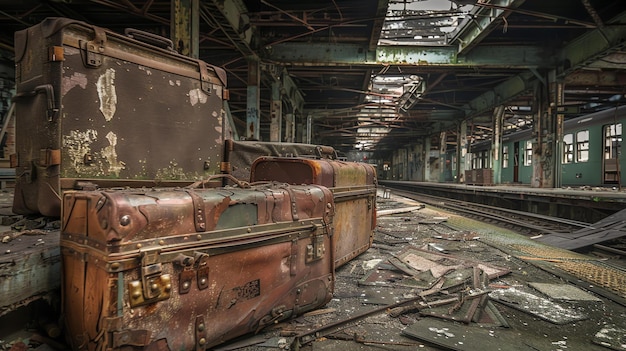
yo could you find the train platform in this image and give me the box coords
[1,189,626,351]
[380,180,626,224]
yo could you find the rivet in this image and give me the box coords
[200,278,207,285]
[120,215,131,226]
[198,323,205,331]
[247,228,252,233]
[131,291,141,299]
[164,284,171,292]
[198,338,206,345]
[110,262,120,270]
[197,235,202,240]
[136,243,142,249]
[151,283,158,291]
[183,281,190,290]
[159,240,165,245]
[327,203,332,208]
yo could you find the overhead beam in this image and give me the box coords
[463,11,626,118]
[450,0,524,54]
[565,70,626,86]
[200,0,254,57]
[558,20,626,76]
[466,71,535,116]
[369,0,390,51]
[265,43,377,64]
[264,43,552,68]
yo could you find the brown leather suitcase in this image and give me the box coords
[13,18,226,217]
[60,182,334,350]
[250,157,377,267]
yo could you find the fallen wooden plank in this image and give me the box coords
[377,206,424,217]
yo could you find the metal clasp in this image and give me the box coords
[128,250,171,307]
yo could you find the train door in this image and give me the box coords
[513,142,520,183]
[603,123,622,184]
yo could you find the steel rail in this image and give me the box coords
[383,187,590,236]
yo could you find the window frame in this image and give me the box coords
[576,130,589,163]
[563,133,574,164]
[502,145,509,168]
[524,140,533,166]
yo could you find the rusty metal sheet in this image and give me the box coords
[61,183,335,350]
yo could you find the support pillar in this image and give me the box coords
[285,113,294,142]
[424,136,432,181]
[296,113,304,143]
[171,0,199,58]
[492,105,505,184]
[306,114,312,144]
[269,81,282,142]
[246,58,260,140]
[439,131,447,182]
[531,73,560,188]
[458,120,468,183]
[551,72,565,188]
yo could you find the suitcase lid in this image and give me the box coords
[14,17,227,87]
[61,184,334,255]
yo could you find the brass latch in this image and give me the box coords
[128,251,171,307]
[306,235,325,263]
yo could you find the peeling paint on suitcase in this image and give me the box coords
[13,18,226,217]
[250,157,377,267]
[61,183,334,350]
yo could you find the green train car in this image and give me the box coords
[501,105,624,186]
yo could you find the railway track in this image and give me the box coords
[382,185,626,268]
[383,186,592,237]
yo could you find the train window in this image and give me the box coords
[503,145,509,168]
[604,123,622,160]
[524,140,532,166]
[576,130,589,162]
[563,133,574,164]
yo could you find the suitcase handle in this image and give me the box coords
[124,28,175,52]
[12,84,59,122]
[187,174,250,189]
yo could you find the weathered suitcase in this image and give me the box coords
[60,182,334,350]
[13,18,227,217]
[250,157,377,267]
[224,140,338,181]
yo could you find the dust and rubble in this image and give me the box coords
[215,190,626,351]
[1,189,626,351]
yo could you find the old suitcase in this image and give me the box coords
[250,157,377,267]
[12,18,226,217]
[60,182,335,350]
[224,140,338,181]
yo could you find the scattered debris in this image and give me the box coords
[489,287,588,324]
[592,324,626,350]
[528,282,602,302]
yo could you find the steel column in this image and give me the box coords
[246,58,260,140]
[270,81,282,142]
[492,105,505,184]
[171,0,199,58]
